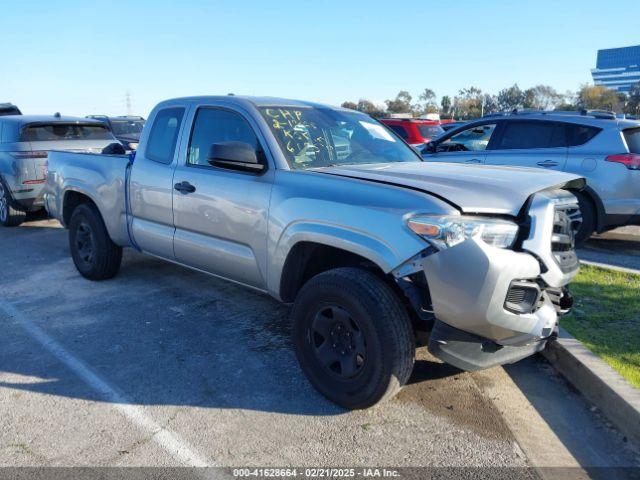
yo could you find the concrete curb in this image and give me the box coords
[579,259,640,275]
[542,327,640,447]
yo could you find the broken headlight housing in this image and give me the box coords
[407,215,519,250]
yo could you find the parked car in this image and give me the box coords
[45,96,582,409]
[0,103,21,116]
[422,110,640,244]
[379,118,444,146]
[87,115,145,151]
[0,115,118,226]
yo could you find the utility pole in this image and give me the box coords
[125,90,132,116]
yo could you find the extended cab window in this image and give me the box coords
[188,108,260,167]
[146,108,185,164]
[496,121,565,149]
[437,123,497,152]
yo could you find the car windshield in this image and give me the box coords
[110,119,145,136]
[259,107,421,169]
[417,125,444,138]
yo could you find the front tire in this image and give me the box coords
[0,181,26,227]
[291,267,415,409]
[69,203,122,280]
[573,191,596,247]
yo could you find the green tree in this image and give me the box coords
[417,88,438,114]
[624,83,640,116]
[523,85,564,110]
[356,99,385,118]
[453,87,483,119]
[341,101,357,110]
[497,84,524,111]
[482,94,499,115]
[440,95,452,116]
[522,89,536,109]
[577,84,623,112]
[385,90,413,114]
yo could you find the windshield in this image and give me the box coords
[259,107,421,169]
[110,119,145,136]
[417,125,444,139]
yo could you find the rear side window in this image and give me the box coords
[388,125,409,140]
[623,128,640,153]
[496,121,565,149]
[146,107,185,164]
[566,124,601,147]
[21,123,113,142]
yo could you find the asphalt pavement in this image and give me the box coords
[0,218,638,477]
[579,226,640,272]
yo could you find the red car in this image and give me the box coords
[380,118,444,146]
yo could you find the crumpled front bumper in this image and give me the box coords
[413,190,580,370]
[422,237,561,346]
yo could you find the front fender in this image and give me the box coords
[267,220,417,299]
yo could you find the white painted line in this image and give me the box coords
[0,301,212,468]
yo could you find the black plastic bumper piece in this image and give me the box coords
[427,320,547,372]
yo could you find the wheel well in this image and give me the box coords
[571,187,603,232]
[279,242,385,303]
[63,191,96,226]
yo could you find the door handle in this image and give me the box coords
[536,160,559,167]
[465,158,482,163]
[174,181,196,194]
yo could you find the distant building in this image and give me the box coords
[591,45,640,93]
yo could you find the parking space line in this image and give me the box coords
[0,300,212,467]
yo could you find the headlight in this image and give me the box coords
[128,142,139,151]
[407,215,519,250]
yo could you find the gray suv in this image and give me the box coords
[422,110,640,243]
[0,115,117,226]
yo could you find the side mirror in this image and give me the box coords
[207,141,265,173]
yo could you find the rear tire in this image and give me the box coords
[573,191,596,247]
[69,203,122,280]
[0,181,26,227]
[291,267,415,409]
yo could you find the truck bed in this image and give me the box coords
[44,151,132,246]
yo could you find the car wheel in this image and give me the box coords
[291,267,415,409]
[572,191,596,247]
[69,203,122,280]
[0,181,26,227]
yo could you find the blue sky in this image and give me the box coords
[2,0,639,116]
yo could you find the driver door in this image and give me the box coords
[423,122,498,164]
[172,106,274,289]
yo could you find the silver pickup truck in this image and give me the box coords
[44,96,584,409]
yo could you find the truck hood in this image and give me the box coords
[313,162,585,216]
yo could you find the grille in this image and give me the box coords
[551,203,579,273]
[504,281,541,314]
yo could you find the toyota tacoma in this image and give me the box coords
[44,96,582,409]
